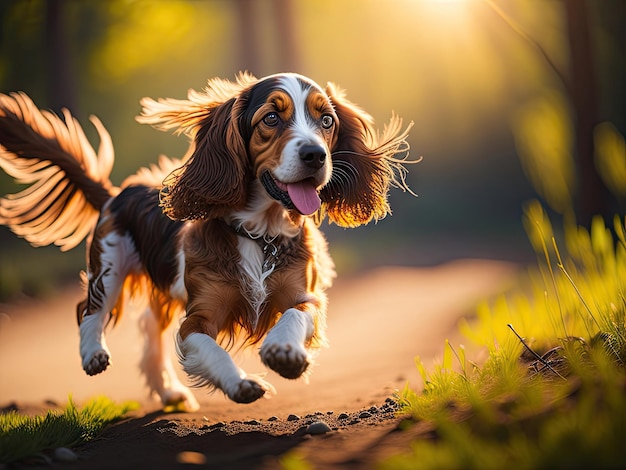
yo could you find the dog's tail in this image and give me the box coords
[0,92,117,251]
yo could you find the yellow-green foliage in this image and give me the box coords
[461,201,626,357]
[0,396,137,464]
[279,451,314,470]
[513,91,575,214]
[390,202,626,469]
[595,122,626,201]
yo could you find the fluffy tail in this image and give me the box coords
[0,92,117,251]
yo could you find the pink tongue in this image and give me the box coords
[287,180,321,215]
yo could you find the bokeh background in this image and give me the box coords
[0,0,624,300]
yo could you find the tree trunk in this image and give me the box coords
[45,0,76,114]
[563,0,615,225]
[235,0,262,74]
[272,0,300,72]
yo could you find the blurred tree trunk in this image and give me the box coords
[235,0,261,74]
[563,0,616,226]
[45,0,76,114]
[235,0,299,75]
[272,0,300,72]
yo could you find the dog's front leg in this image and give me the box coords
[178,329,271,404]
[79,307,112,375]
[260,307,316,379]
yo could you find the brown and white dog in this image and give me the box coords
[0,72,414,411]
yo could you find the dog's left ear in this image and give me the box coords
[320,83,415,228]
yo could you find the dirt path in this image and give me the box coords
[0,259,518,468]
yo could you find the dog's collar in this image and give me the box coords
[232,225,301,272]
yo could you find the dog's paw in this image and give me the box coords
[83,350,110,376]
[161,388,200,412]
[228,379,267,404]
[260,342,309,379]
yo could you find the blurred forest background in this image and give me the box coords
[0,0,624,299]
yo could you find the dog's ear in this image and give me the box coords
[136,73,257,137]
[158,97,250,220]
[138,76,256,221]
[320,83,415,228]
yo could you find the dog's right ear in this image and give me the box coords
[137,74,257,220]
[157,97,250,221]
[136,73,257,137]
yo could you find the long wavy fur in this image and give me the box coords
[321,83,417,228]
[0,92,116,250]
[137,73,256,221]
[136,74,417,227]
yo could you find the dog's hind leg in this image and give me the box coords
[139,299,199,411]
[78,230,138,376]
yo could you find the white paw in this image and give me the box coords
[260,342,309,379]
[161,388,200,412]
[83,349,111,376]
[178,333,273,405]
[228,378,268,404]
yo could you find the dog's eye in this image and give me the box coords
[320,114,334,129]
[263,112,279,127]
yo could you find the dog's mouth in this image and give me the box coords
[261,171,321,215]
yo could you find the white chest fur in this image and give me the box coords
[236,236,275,327]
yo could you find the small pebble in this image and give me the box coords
[359,411,372,419]
[244,419,260,425]
[306,421,331,435]
[53,447,77,463]
[287,414,300,421]
[209,421,226,430]
[267,416,279,421]
[338,413,349,420]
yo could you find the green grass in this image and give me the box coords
[384,201,626,469]
[0,396,137,464]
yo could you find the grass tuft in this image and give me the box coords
[386,202,626,469]
[0,396,138,464]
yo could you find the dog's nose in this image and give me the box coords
[299,144,327,170]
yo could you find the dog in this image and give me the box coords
[0,72,414,411]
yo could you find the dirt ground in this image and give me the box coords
[0,259,518,469]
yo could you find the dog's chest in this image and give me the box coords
[236,237,277,323]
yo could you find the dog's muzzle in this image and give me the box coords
[261,171,321,215]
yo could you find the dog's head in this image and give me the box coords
[137,72,414,227]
